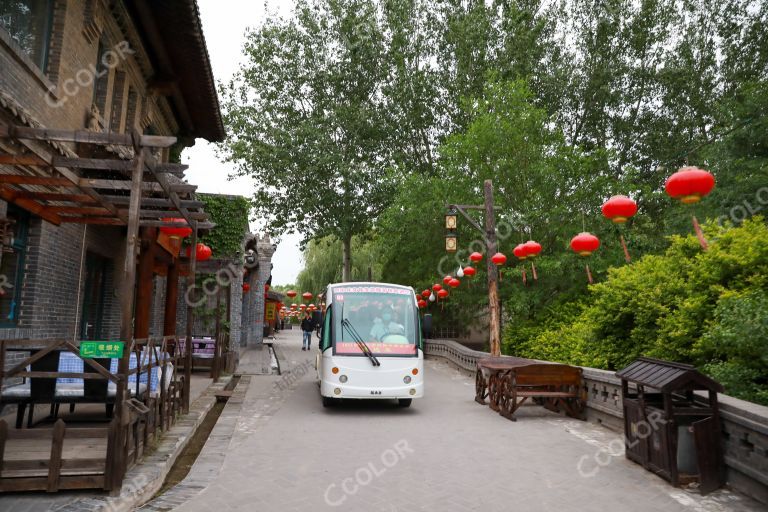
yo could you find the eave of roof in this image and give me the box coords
[127,0,225,142]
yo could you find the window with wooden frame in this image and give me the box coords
[0,0,54,71]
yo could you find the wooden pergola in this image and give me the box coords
[0,123,212,492]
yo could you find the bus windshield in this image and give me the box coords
[332,285,418,357]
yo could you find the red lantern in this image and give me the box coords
[448,278,460,288]
[184,243,212,261]
[523,240,542,258]
[491,252,507,265]
[665,167,715,204]
[437,289,449,299]
[300,304,307,309]
[418,299,427,309]
[469,252,483,263]
[432,283,442,292]
[421,289,430,298]
[443,275,453,285]
[160,218,193,239]
[242,283,250,293]
[513,244,528,260]
[286,290,297,298]
[463,266,476,277]
[665,166,715,250]
[570,232,600,257]
[302,292,313,301]
[601,195,638,223]
[264,284,270,292]
[290,303,297,309]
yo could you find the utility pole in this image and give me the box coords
[447,179,501,357]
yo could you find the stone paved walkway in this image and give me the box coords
[154,330,763,512]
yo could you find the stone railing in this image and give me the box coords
[424,338,768,505]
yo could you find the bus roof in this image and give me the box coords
[327,282,413,291]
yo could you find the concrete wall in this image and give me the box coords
[425,338,768,506]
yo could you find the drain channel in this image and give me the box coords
[156,376,241,495]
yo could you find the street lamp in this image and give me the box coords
[445,232,457,253]
[445,207,458,252]
[444,180,502,357]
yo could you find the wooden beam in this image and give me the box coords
[0,185,62,224]
[141,220,214,229]
[52,157,187,176]
[103,195,204,209]
[53,156,134,171]
[0,175,73,186]
[3,125,176,148]
[128,209,208,220]
[142,149,194,226]
[80,179,196,194]
[13,138,125,222]
[46,206,110,215]
[59,217,124,225]
[13,191,98,203]
[0,154,47,166]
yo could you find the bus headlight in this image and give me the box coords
[339,375,348,383]
[403,376,412,384]
[409,388,416,395]
[334,388,342,396]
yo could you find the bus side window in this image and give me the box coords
[321,307,332,351]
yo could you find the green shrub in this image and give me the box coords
[502,218,768,405]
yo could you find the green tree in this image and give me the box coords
[219,0,398,281]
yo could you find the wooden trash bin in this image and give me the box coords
[616,357,725,494]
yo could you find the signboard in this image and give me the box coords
[80,341,124,358]
[265,302,276,321]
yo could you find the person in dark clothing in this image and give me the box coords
[301,312,314,350]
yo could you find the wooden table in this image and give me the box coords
[475,356,585,421]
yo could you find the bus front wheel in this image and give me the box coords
[398,398,412,408]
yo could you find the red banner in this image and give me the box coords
[335,342,417,355]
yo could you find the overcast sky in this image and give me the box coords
[183,0,300,285]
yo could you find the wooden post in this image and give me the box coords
[134,228,157,339]
[164,262,179,336]
[113,132,144,492]
[211,286,222,381]
[183,222,198,413]
[47,419,65,492]
[483,180,501,357]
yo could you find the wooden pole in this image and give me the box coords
[113,132,144,492]
[183,222,198,413]
[134,227,157,338]
[483,180,501,357]
[211,286,222,381]
[163,262,179,337]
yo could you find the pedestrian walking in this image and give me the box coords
[301,311,314,351]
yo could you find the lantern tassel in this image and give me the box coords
[530,261,538,281]
[620,234,631,263]
[692,215,709,250]
[522,267,527,286]
[585,263,593,285]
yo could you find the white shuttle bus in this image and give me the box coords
[316,283,424,407]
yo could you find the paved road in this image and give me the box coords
[153,329,761,512]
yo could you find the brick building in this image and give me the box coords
[0,0,223,350]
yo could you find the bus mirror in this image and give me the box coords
[422,314,432,339]
[312,310,323,326]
